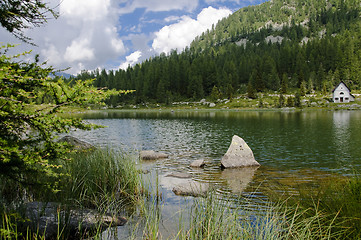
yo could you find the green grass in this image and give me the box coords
[0,148,143,239]
[289,175,361,239]
[2,147,361,239]
[114,90,361,111]
[133,177,361,240]
[58,148,141,210]
[176,192,343,240]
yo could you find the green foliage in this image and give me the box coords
[58,148,141,209]
[0,148,142,239]
[294,92,302,107]
[281,73,289,94]
[0,44,126,189]
[278,93,285,108]
[210,86,220,102]
[286,96,295,107]
[300,81,307,96]
[284,175,361,239]
[247,80,256,99]
[176,191,347,240]
[68,0,361,106]
[0,0,58,44]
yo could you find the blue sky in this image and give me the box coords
[0,0,266,74]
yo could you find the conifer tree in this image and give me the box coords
[0,45,125,184]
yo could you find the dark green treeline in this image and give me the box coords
[72,0,361,106]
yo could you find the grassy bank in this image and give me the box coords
[111,91,361,111]
[135,174,361,240]
[2,148,361,239]
[287,175,361,239]
[0,148,142,239]
[137,191,348,240]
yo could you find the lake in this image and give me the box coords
[70,109,361,238]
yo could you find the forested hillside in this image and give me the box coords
[73,0,361,106]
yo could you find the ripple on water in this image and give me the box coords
[70,110,360,239]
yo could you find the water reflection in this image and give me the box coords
[70,110,361,195]
[70,110,361,239]
[72,110,361,174]
[221,167,259,193]
[332,111,353,171]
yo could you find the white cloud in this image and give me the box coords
[41,43,62,65]
[0,0,239,74]
[64,38,94,62]
[119,0,198,14]
[120,51,142,69]
[164,16,183,23]
[204,0,240,3]
[152,7,231,54]
[0,0,126,74]
[60,0,110,21]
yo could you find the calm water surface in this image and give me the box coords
[70,110,361,238]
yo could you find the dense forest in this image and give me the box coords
[72,0,361,106]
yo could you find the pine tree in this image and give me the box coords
[300,81,307,96]
[247,78,257,99]
[278,93,285,108]
[210,86,220,102]
[281,73,288,94]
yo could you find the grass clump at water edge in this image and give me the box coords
[59,148,142,210]
[0,148,143,239]
[137,189,351,240]
[287,174,361,239]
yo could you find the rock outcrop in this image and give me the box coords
[58,136,95,151]
[25,202,126,238]
[221,135,260,168]
[139,150,168,160]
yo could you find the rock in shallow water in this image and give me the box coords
[189,159,205,168]
[25,202,127,239]
[58,135,95,151]
[165,172,192,179]
[172,181,209,197]
[140,150,169,160]
[221,135,260,168]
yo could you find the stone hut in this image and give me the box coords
[332,81,355,103]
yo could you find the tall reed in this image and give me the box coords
[140,189,347,240]
[177,192,286,240]
[57,148,142,211]
[1,148,143,239]
[288,174,361,239]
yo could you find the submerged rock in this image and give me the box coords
[172,181,209,197]
[58,136,95,151]
[140,150,168,160]
[221,135,260,168]
[190,159,205,168]
[160,173,208,197]
[25,202,127,238]
[166,172,192,179]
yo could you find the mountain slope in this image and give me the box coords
[73,0,361,106]
[190,0,360,51]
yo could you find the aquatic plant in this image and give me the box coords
[58,148,141,210]
[0,148,142,239]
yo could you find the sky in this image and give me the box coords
[0,0,266,75]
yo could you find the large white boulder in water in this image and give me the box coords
[221,135,260,168]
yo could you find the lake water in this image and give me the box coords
[70,109,361,238]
